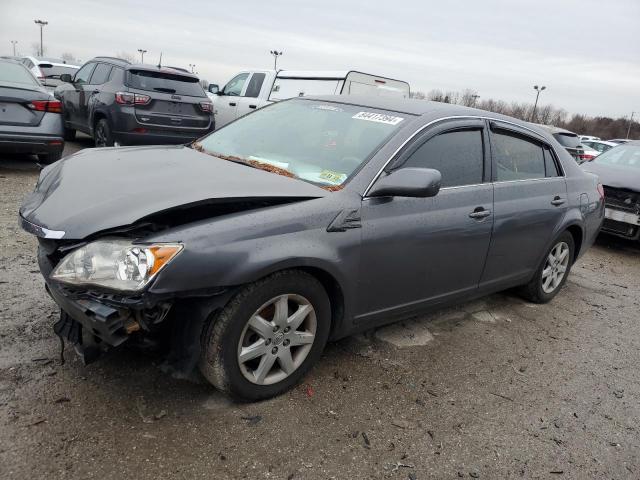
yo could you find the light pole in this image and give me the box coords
[471,94,480,107]
[189,63,196,73]
[34,19,48,56]
[627,112,636,139]
[137,49,147,63]
[10,40,18,56]
[530,85,546,122]
[270,50,283,71]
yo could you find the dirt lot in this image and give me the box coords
[1,141,639,479]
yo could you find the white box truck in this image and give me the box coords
[207,70,410,129]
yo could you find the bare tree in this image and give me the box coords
[427,89,445,102]
[31,42,47,56]
[61,52,79,64]
[410,91,426,100]
[460,89,479,107]
[115,51,135,63]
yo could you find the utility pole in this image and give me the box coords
[270,50,283,71]
[137,49,147,63]
[626,112,636,139]
[10,40,18,56]
[471,94,480,107]
[530,85,546,122]
[34,19,48,56]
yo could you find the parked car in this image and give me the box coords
[582,141,640,240]
[607,139,631,144]
[536,125,585,163]
[579,143,600,162]
[209,70,410,129]
[582,139,617,155]
[0,58,64,162]
[20,56,80,91]
[580,135,600,142]
[54,57,214,146]
[20,97,603,400]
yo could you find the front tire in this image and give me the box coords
[521,231,575,303]
[94,118,114,147]
[199,270,331,401]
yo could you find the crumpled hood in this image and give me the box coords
[581,162,640,192]
[20,145,327,239]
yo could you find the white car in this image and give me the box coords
[208,69,411,129]
[581,140,618,156]
[580,135,601,141]
[19,56,80,92]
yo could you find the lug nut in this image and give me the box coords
[284,326,290,333]
[271,347,278,354]
[283,339,290,347]
[273,325,279,333]
[265,338,272,346]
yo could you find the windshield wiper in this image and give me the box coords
[153,87,176,93]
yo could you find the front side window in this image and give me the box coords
[222,73,249,96]
[398,129,484,188]
[493,131,546,181]
[196,100,409,188]
[74,63,96,84]
[245,73,266,98]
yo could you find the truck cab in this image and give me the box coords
[209,70,410,129]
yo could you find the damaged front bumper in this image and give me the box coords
[602,207,640,240]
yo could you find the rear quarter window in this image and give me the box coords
[127,69,205,97]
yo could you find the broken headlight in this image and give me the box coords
[51,240,182,291]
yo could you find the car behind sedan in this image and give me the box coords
[0,59,64,163]
[20,97,603,401]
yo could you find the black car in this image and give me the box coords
[54,57,214,146]
[20,96,603,401]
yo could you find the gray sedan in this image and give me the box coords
[19,96,604,400]
[0,59,64,163]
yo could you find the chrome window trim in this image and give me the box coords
[362,115,565,198]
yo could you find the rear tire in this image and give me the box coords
[520,231,575,303]
[199,270,331,401]
[94,118,114,147]
[63,127,76,141]
[37,151,62,164]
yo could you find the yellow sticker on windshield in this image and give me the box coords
[319,170,347,184]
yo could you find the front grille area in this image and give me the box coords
[602,219,639,239]
[603,186,640,214]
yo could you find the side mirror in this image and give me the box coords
[208,84,219,94]
[368,168,442,198]
[59,73,73,83]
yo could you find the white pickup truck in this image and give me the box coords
[207,70,410,129]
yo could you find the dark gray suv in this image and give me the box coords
[54,57,214,147]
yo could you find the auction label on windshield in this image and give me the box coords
[352,112,404,125]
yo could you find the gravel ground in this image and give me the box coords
[1,141,639,479]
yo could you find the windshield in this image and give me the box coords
[554,132,582,149]
[40,65,78,78]
[195,100,408,188]
[127,69,205,96]
[594,144,640,169]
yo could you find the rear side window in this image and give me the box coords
[0,61,38,86]
[543,147,560,177]
[493,131,545,181]
[109,67,124,83]
[74,63,96,84]
[245,73,266,98]
[400,129,484,188]
[127,69,205,97]
[89,63,112,84]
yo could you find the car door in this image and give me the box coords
[355,119,494,324]
[479,121,568,290]
[236,72,267,119]
[214,72,250,129]
[80,63,111,128]
[65,62,96,130]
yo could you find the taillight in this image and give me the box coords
[28,100,62,113]
[597,183,605,200]
[199,101,213,113]
[115,92,151,105]
[580,154,596,162]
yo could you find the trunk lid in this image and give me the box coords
[0,86,50,127]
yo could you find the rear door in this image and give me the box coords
[236,72,267,119]
[0,62,49,128]
[356,119,493,322]
[127,69,211,131]
[214,72,250,128]
[480,121,568,290]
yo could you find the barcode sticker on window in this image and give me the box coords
[352,112,404,125]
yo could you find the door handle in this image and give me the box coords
[551,196,565,206]
[229,102,237,107]
[469,207,492,219]
[249,104,257,109]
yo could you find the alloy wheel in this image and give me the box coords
[237,294,317,385]
[95,124,107,147]
[541,241,570,294]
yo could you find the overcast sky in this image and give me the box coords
[2,0,638,117]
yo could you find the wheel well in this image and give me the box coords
[566,225,583,261]
[93,111,107,130]
[297,266,344,338]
